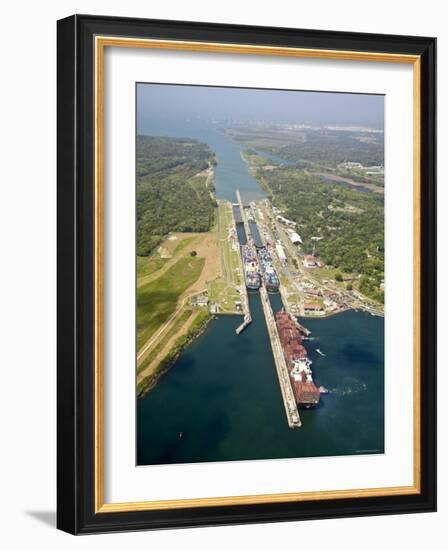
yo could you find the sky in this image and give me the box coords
[137,83,384,129]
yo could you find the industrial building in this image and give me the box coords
[286,228,302,245]
[190,293,209,307]
[275,242,287,265]
[276,215,297,227]
[303,254,319,268]
[304,302,324,313]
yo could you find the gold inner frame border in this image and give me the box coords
[94,35,421,513]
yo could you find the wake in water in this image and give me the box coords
[328,381,368,396]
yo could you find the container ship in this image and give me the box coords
[258,247,280,292]
[275,311,320,408]
[241,243,261,290]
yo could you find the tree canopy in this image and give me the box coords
[136,136,217,256]
[255,164,384,303]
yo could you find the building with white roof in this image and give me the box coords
[287,230,302,245]
[275,243,287,264]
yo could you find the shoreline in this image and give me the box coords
[299,304,384,320]
[240,154,384,313]
[137,157,219,398]
[137,312,214,399]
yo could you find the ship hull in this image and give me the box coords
[258,247,280,292]
[246,283,261,291]
[275,310,321,409]
[266,284,280,293]
[242,243,261,291]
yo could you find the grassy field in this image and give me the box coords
[195,201,244,315]
[137,309,211,397]
[136,201,241,391]
[173,235,198,255]
[207,278,226,302]
[208,278,241,313]
[136,227,221,391]
[137,255,205,350]
[137,308,194,375]
[306,264,358,291]
[137,255,167,278]
[218,201,242,287]
[136,235,197,281]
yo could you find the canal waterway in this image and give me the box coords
[251,148,299,167]
[236,223,247,246]
[138,118,266,202]
[137,119,384,466]
[248,220,263,247]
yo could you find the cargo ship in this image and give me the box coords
[275,311,320,408]
[241,242,261,290]
[258,247,280,292]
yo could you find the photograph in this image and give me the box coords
[53,10,436,535]
[135,83,385,466]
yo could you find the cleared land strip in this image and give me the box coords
[206,201,243,315]
[136,231,220,348]
[137,309,197,384]
[137,227,222,391]
[137,255,205,351]
[137,288,207,365]
[137,308,211,397]
[137,295,189,364]
[217,200,240,286]
[311,171,384,194]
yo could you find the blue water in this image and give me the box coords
[138,120,266,202]
[137,118,384,466]
[252,148,375,193]
[249,221,263,247]
[232,205,243,223]
[252,148,298,167]
[236,223,247,246]
[137,306,384,465]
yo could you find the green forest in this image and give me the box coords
[136,136,217,256]
[253,161,385,303]
[265,131,384,168]
[228,127,384,168]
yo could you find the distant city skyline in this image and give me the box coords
[137,83,384,130]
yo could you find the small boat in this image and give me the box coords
[319,386,329,394]
[178,431,183,438]
[316,348,326,357]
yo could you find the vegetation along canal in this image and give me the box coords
[137,120,384,466]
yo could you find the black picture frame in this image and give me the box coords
[57,14,436,534]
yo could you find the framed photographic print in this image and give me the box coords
[57,14,436,534]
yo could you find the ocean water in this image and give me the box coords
[136,117,384,466]
[137,305,384,465]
